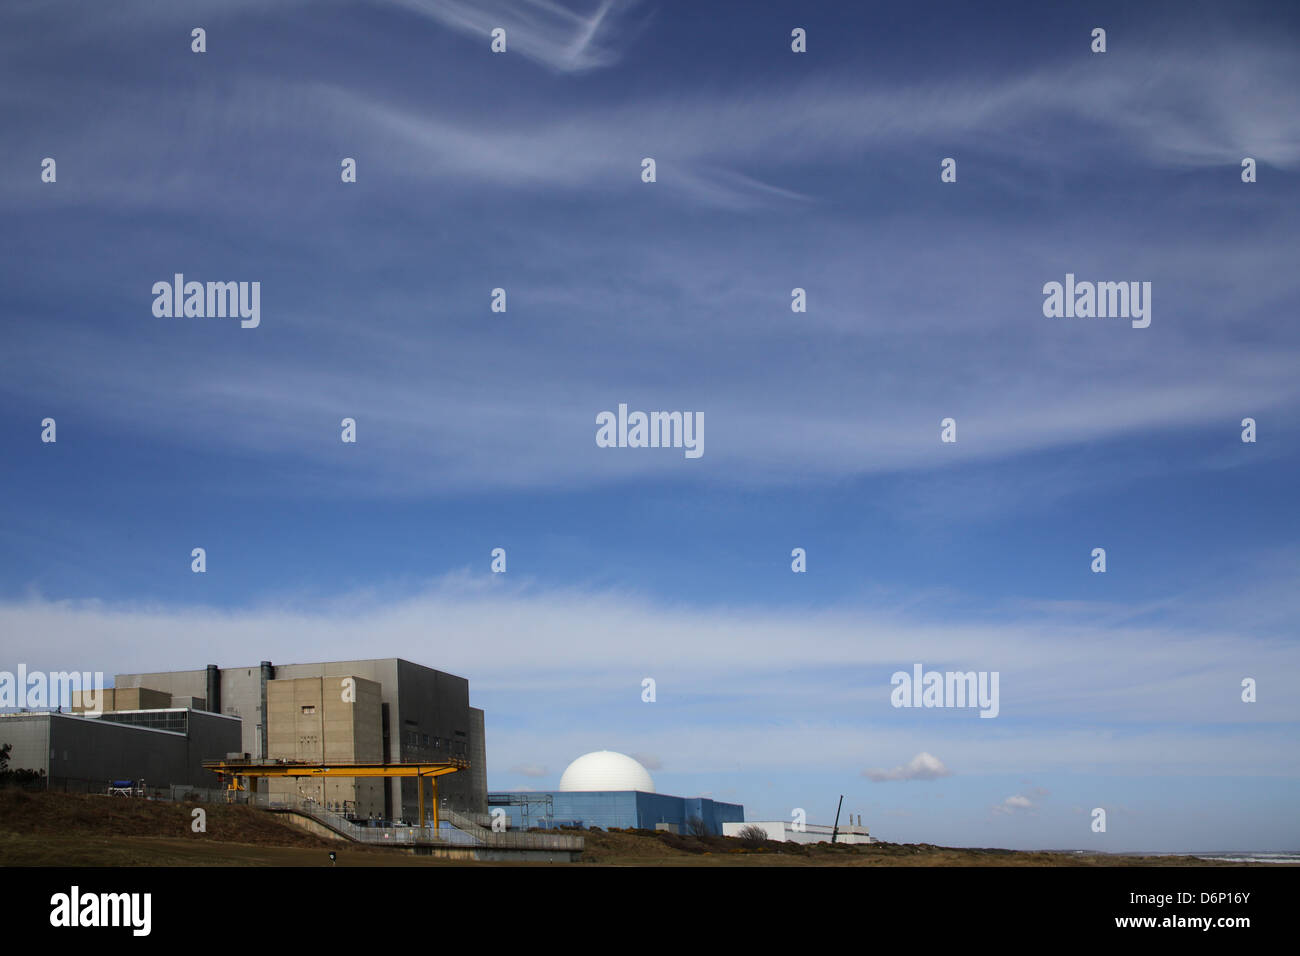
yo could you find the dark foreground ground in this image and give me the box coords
[0,789,1278,866]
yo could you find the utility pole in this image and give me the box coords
[831,794,844,844]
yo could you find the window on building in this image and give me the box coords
[301,705,316,715]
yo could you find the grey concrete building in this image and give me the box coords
[0,708,241,790]
[116,658,488,821]
[467,706,487,813]
[264,675,386,820]
[68,687,171,713]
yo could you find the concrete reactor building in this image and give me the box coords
[491,750,744,834]
[116,658,488,821]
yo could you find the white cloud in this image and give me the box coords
[994,793,1036,814]
[507,763,548,778]
[863,751,952,782]
[630,752,663,771]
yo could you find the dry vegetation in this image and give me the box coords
[0,789,1265,867]
[0,788,330,845]
[567,827,1261,866]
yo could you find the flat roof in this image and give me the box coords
[0,711,185,737]
[0,707,240,729]
[92,707,240,722]
[119,657,466,675]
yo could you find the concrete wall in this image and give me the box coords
[271,659,477,821]
[117,668,258,751]
[468,707,487,815]
[271,660,400,818]
[69,687,172,714]
[0,713,50,775]
[116,670,208,707]
[265,676,384,819]
[181,710,244,785]
[391,659,474,821]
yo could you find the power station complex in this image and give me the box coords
[112,659,488,822]
[0,657,752,838]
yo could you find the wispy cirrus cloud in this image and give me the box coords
[5,35,1297,214]
[378,0,645,73]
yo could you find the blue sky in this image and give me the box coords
[1,0,1298,852]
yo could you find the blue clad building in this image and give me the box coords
[490,751,744,835]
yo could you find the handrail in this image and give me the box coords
[439,807,492,840]
[253,793,583,851]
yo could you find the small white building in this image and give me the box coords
[724,820,873,845]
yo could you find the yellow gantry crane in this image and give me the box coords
[203,757,468,829]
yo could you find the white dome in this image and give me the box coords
[559,751,655,792]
